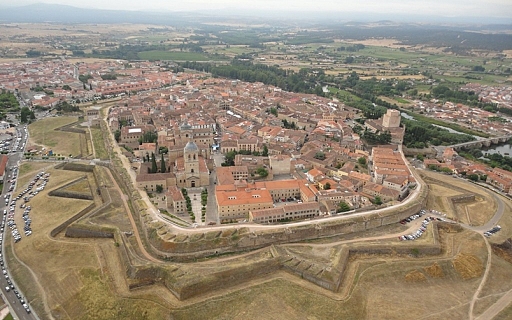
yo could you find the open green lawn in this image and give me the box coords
[203,45,260,56]
[28,116,80,156]
[137,50,226,61]
[3,314,13,320]
[90,127,108,160]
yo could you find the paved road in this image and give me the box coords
[0,124,39,320]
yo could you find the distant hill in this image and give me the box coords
[0,3,191,25]
[0,3,510,27]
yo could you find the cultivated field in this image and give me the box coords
[137,51,225,61]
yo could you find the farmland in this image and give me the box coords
[137,50,226,61]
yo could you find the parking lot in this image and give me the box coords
[484,225,501,237]
[398,209,446,241]
[1,174,33,316]
[6,171,50,243]
[0,122,37,319]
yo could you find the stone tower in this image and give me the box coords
[382,109,400,128]
[184,141,199,175]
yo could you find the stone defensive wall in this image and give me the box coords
[60,162,95,172]
[47,175,94,201]
[450,194,476,203]
[126,251,284,301]
[50,202,96,237]
[55,121,86,135]
[143,183,428,262]
[102,136,429,261]
[49,164,104,237]
[65,224,115,238]
[123,221,444,301]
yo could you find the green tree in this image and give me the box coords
[0,91,20,110]
[114,129,121,142]
[101,73,117,80]
[440,167,453,174]
[222,151,236,166]
[256,167,268,178]
[324,182,331,190]
[156,185,164,193]
[79,74,93,84]
[374,196,383,205]
[357,157,367,166]
[468,174,479,181]
[270,107,278,117]
[160,153,166,173]
[151,152,157,173]
[337,201,351,213]
[139,131,158,144]
[54,101,79,113]
[20,106,35,123]
[314,152,325,160]
[262,144,269,157]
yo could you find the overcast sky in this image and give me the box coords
[1,0,511,19]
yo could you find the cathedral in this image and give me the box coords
[173,137,210,188]
[136,120,211,191]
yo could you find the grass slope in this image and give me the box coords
[28,116,80,156]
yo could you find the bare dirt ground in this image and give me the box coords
[6,164,171,320]
[8,160,512,320]
[343,38,405,48]
[421,170,497,226]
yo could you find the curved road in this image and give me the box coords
[1,125,40,320]
[102,108,512,318]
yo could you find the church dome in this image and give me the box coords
[184,141,199,152]
[181,121,192,130]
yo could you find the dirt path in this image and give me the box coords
[104,168,160,263]
[476,289,512,320]
[9,236,54,320]
[469,235,492,320]
[88,124,96,158]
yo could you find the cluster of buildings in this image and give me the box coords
[0,58,450,224]
[134,122,211,191]
[90,60,417,223]
[412,98,512,137]
[366,109,405,144]
[486,168,512,195]
[424,147,512,196]
[460,83,512,110]
[0,60,173,108]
